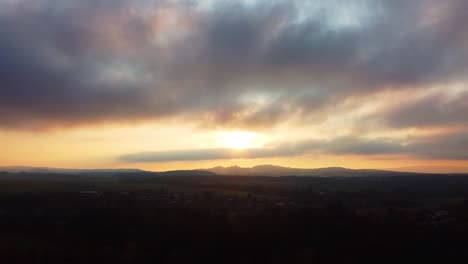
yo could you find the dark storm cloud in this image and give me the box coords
[1,0,468,130]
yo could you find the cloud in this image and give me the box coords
[119,146,302,163]
[118,136,404,162]
[318,132,468,160]
[408,132,468,160]
[377,91,468,129]
[120,130,468,162]
[1,0,468,130]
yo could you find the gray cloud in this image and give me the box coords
[377,91,468,129]
[120,130,468,162]
[1,0,468,130]
[119,146,301,162]
[118,136,405,162]
[408,132,468,160]
[317,132,468,160]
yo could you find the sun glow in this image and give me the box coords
[217,131,258,149]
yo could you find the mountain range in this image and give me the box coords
[204,165,421,177]
[2,165,465,178]
[0,166,145,175]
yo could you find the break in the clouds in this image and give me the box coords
[1,0,468,130]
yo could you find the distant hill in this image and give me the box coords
[0,166,145,175]
[1,165,463,180]
[389,166,468,174]
[0,166,217,183]
[158,170,216,177]
[205,165,418,177]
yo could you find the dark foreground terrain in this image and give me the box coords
[0,171,468,263]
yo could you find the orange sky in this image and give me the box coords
[1,0,468,173]
[2,120,468,173]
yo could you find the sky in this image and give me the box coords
[1,0,468,172]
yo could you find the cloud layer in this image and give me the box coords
[1,0,468,162]
[120,131,468,162]
[1,0,468,130]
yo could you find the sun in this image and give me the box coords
[217,131,257,150]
